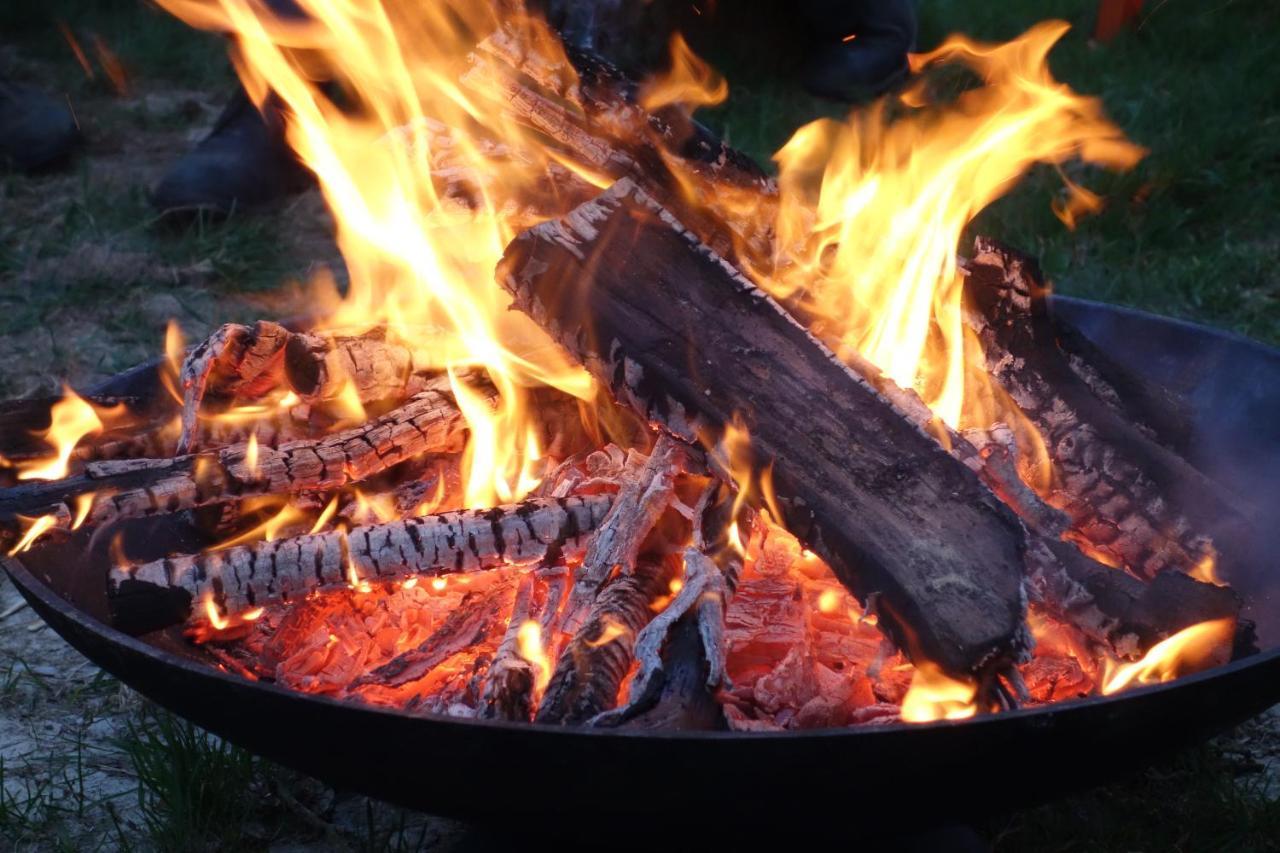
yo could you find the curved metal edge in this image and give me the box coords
[7,548,1280,744]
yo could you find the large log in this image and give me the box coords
[107,494,613,635]
[964,238,1252,578]
[0,374,489,540]
[498,179,1031,680]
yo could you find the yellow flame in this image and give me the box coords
[202,593,230,631]
[1187,548,1224,587]
[19,388,105,481]
[157,0,594,510]
[584,616,631,648]
[210,500,307,551]
[244,431,260,476]
[70,493,96,531]
[516,619,552,693]
[309,495,340,534]
[1102,618,1235,695]
[8,515,57,555]
[161,320,186,404]
[638,33,728,113]
[752,21,1143,440]
[900,663,978,723]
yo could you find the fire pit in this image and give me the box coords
[1,0,1277,829]
[6,295,1278,823]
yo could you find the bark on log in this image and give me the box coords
[535,557,674,724]
[0,375,487,540]
[498,179,1031,680]
[107,493,612,635]
[964,237,1252,578]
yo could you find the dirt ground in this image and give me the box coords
[2,28,1279,853]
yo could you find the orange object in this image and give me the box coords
[1095,0,1145,41]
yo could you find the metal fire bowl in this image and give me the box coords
[5,297,1280,825]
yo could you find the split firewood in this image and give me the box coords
[350,575,518,691]
[463,29,776,268]
[593,546,731,728]
[107,493,613,635]
[498,178,1030,681]
[1025,536,1243,657]
[559,432,691,633]
[0,374,489,541]
[477,573,541,721]
[535,556,675,725]
[177,321,438,453]
[964,238,1252,578]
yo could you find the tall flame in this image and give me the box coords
[158,0,593,507]
[754,21,1144,432]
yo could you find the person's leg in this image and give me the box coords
[0,81,80,172]
[151,0,313,215]
[798,0,917,101]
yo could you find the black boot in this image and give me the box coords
[799,0,917,102]
[151,87,313,215]
[0,82,80,172]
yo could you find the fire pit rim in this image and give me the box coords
[7,548,1277,740]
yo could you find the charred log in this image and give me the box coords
[964,238,1251,578]
[535,556,674,725]
[107,494,612,635]
[498,178,1031,681]
[0,375,487,540]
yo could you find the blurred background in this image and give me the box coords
[1,1,1277,850]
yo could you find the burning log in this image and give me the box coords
[498,179,1031,681]
[107,494,612,635]
[964,238,1252,577]
[463,30,776,267]
[477,573,541,720]
[560,433,692,633]
[1026,537,1242,655]
[177,321,436,452]
[535,556,675,725]
[0,374,488,540]
[593,546,733,729]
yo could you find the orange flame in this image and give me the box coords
[156,0,595,509]
[19,388,106,481]
[8,515,57,556]
[752,21,1143,440]
[638,33,728,113]
[516,619,552,693]
[1102,618,1234,695]
[900,662,978,723]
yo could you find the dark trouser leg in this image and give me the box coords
[798,0,917,101]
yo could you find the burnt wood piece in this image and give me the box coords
[561,433,689,633]
[498,179,1030,680]
[594,546,732,729]
[1026,537,1242,657]
[178,321,433,453]
[351,576,518,690]
[0,375,489,541]
[107,494,613,635]
[463,29,776,268]
[478,573,541,721]
[964,238,1251,578]
[535,557,674,725]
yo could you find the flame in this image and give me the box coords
[210,499,307,551]
[1188,548,1224,587]
[638,33,728,113]
[751,21,1143,441]
[70,493,96,531]
[309,495,340,534]
[161,320,186,404]
[584,616,631,648]
[900,662,978,723]
[516,619,552,692]
[18,388,106,481]
[817,588,840,614]
[8,515,57,555]
[202,593,230,631]
[244,431,260,475]
[156,0,595,509]
[1102,618,1235,695]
